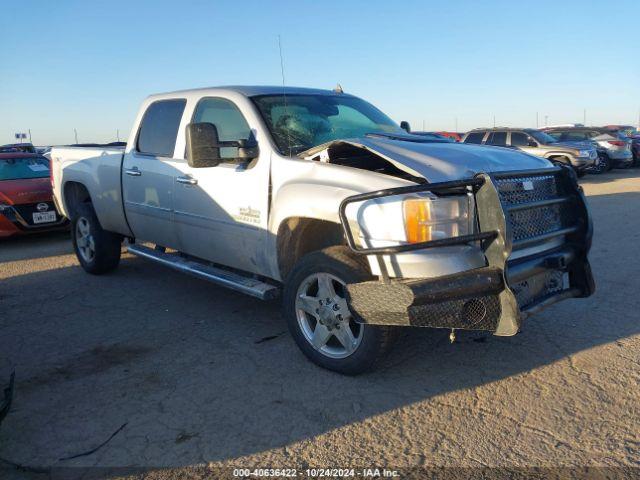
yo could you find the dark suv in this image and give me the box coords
[462,128,597,176]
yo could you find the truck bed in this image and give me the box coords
[49,145,131,235]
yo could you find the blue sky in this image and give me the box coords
[1,0,639,145]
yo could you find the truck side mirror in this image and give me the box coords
[400,121,411,133]
[186,122,222,168]
[528,138,539,147]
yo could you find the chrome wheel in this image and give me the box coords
[295,272,364,359]
[75,217,95,263]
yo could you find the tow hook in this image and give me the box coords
[449,329,457,344]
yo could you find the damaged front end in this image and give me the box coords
[339,166,595,336]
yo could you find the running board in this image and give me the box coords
[127,244,280,300]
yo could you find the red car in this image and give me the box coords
[0,152,68,238]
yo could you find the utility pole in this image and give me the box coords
[536,112,539,128]
[544,115,548,127]
[117,129,120,142]
[493,115,496,128]
[28,129,32,144]
[422,119,425,130]
[583,109,586,125]
[455,117,458,132]
[74,129,78,144]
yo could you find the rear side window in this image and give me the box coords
[511,132,529,146]
[136,99,186,156]
[562,131,589,141]
[464,132,485,144]
[486,132,507,146]
[0,156,49,181]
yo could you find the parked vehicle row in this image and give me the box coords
[541,126,634,172]
[49,86,594,374]
[461,128,598,177]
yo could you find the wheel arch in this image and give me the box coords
[63,181,92,220]
[276,217,348,282]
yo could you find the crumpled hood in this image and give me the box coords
[312,136,552,183]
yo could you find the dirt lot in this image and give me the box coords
[1,170,639,478]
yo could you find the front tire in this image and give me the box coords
[71,202,122,274]
[283,246,396,375]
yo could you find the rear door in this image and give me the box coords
[122,98,186,248]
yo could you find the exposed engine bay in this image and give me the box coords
[304,141,426,184]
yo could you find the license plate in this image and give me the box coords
[32,211,57,224]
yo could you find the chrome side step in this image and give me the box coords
[127,244,280,300]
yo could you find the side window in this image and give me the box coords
[486,131,507,146]
[464,132,485,144]
[511,132,529,147]
[137,99,186,156]
[563,131,588,141]
[193,97,251,158]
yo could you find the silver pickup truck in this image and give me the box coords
[50,86,595,374]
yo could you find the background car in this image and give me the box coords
[0,143,37,154]
[0,152,68,238]
[542,127,634,171]
[435,131,463,142]
[602,126,640,166]
[461,127,597,176]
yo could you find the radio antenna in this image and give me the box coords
[278,35,293,156]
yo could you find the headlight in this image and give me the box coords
[404,195,471,243]
[578,150,591,157]
[345,193,473,248]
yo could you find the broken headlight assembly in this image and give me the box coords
[346,193,474,249]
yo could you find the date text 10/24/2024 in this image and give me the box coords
[232,468,400,478]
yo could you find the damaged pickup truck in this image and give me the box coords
[50,86,595,374]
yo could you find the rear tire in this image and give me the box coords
[283,246,396,375]
[71,202,121,274]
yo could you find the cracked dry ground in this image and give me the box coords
[0,170,639,477]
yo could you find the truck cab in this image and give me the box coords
[51,86,595,374]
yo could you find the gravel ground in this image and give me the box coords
[0,169,639,479]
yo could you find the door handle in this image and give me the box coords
[176,176,198,185]
[125,168,142,176]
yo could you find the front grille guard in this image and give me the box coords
[338,166,595,335]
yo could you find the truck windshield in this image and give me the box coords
[252,94,404,155]
[0,156,50,181]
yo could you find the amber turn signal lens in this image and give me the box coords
[404,198,432,243]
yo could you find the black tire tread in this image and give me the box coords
[72,202,121,275]
[283,245,396,375]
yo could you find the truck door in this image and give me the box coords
[122,98,186,248]
[173,96,270,275]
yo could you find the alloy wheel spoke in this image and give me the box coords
[298,294,319,318]
[312,323,332,349]
[334,323,357,353]
[317,273,336,300]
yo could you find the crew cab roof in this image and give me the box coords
[147,85,356,100]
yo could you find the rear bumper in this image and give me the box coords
[340,167,595,336]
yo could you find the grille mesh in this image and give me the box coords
[12,202,56,226]
[496,174,565,242]
[495,175,558,205]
